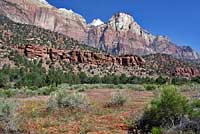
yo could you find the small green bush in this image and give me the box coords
[144,84,157,91]
[188,99,200,118]
[132,84,145,91]
[155,76,168,85]
[37,86,57,95]
[172,77,189,85]
[136,85,189,132]
[152,127,162,134]
[106,91,127,107]
[0,99,20,133]
[0,89,17,98]
[47,90,89,110]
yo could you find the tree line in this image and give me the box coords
[1,62,200,89]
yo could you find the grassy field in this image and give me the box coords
[13,89,154,134]
[0,84,199,134]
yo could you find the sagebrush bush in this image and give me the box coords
[132,84,145,91]
[0,99,20,133]
[47,90,89,110]
[188,99,200,118]
[151,127,162,134]
[37,86,57,95]
[0,89,17,98]
[106,91,127,107]
[136,85,189,132]
[144,84,157,91]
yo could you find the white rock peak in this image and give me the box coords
[33,0,52,7]
[37,0,49,5]
[58,8,74,14]
[109,12,137,31]
[58,8,87,23]
[89,19,104,26]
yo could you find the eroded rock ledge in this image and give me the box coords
[16,45,145,67]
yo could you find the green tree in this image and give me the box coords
[119,74,128,84]
[46,68,65,87]
[171,77,189,85]
[191,76,200,84]
[89,75,101,84]
[78,72,88,83]
[0,73,9,88]
[155,76,168,85]
[111,74,120,85]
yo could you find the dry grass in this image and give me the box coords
[7,87,196,134]
[15,89,154,134]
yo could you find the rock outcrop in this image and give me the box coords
[16,45,145,67]
[0,0,199,60]
[143,54,200,77]
[175,67,200,77]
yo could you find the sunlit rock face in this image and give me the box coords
[0,0,88,42]
[88,13,156,55]
[88,13,199,59]
[0,0,199,60]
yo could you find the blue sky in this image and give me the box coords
[47,0,200,53]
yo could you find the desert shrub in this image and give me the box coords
[188,99,200,118]
[119,74,128,84]
[88,75,102,84]
[0,74,9,88]
[132,84,145,91]
[78,72,89,83]
[172,77,189,85]
[155,76,168,85]
[0,89,18,98]
[178,84,192,92]
[136,85,189,132]
[191,76,200,84]
[106,91,127,107]
[152,127,162,134]
[37,86,57,95]
[22,89,38,96]
[172,97,200,133]
[144,84,157,91]
[47,90,89,111]
[177,84,200,93]
[0,99,20,133]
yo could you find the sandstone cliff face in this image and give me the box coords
[0,0,199,60]
[16,45,145,67]
[175,67,199,78]
[151,36,199,60]
[88,13,155,56]
[88,13,199,60]
[0,0,88,42]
